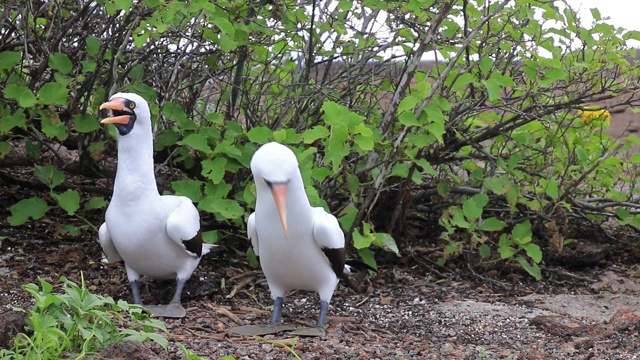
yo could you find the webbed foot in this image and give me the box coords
[229,324,297,336]
[145,301,187,318]
[290,326,326,337]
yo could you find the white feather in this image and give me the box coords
[99,93,209,282]
[249,142,345,303]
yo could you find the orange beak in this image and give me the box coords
[99,98,130,124]
[270,183,288,239]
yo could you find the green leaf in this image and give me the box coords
[541,178,559,200]
[514,256,542,280]
[86,37,101,56]
[61,224,81,236]
[354,134,374,151]
[450,72,476,92]
[352,229,374,249]
[3,84,37,108]
[49,53,73,74]
[247,126,272,144]
[478,244,491,259]
[462,193,488,220]
[213,17,235,35]
[179,133,211,153]
[0,108,27,134]
[0,141,10,158]
[73,113,100,133]
[40,111,68,140]
[52,189,80,215]
[171,180,204,202]
[397,95,420,114]
[34,164,65,188]
[358,248,378,271]
[479,217,507,231]
[38,82,68,105]
[246,247,259,268]
[199,197,244,219]
[398,111,422,127]
[481,77,501,101]
[523,243,543,263]
[201,157,227,184]
[372,232,399,255]
[85,197,107,210]
[436,181,450,196]
[390,162,409,178]
[8,197,49,225]
[497,234,515,259]
[325,123,349,172]
[302,126,330,143]
[512,220,532,245]
[218,32,238,52]
[0,51,21,70]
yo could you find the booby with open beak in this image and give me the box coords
[231,142,354,337]
[98,92,213,318]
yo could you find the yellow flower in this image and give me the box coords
[577,109,611,124]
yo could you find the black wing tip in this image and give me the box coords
[182,230,204,258]
[345,259,378,273]
[321,247,347,277]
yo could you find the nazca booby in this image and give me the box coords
[232,142,355,337]
[98,92,213,318]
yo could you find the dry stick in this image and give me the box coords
[226,276,255,299]
[539,265,595,283]
[205,303,245,325]
[228,270,263,282]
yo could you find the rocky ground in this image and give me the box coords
[2,106,640,359]
[2,191,640,359]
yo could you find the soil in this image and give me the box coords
[2,107,640,359]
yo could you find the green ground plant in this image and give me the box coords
[0,274,167,359]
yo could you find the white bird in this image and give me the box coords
[235,142,354,336]
[98,92,213,318]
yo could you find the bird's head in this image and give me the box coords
[99,92,151,136]
[250,142,300,238]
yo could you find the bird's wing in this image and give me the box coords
[312,207,346,276]
[98,222,123,262]
[164,195,204,258]
[247,212,260,256]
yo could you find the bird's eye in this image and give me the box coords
[129,102,136,109]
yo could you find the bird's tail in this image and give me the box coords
[340,259,377,294]
[344,259,378,274]
[201,243,218,256]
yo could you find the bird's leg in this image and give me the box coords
[170,278,186,304]
[272,296,284,325]
[143,278,188,318]
[130,280,143,304]
[288,300,329,337]
[317,300,329,327]
[229,296,295,336]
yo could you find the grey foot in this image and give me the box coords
[229,324,297,336]
[144,302,187,318]
[290,326,326,337]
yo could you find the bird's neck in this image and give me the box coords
[113,133,159,199]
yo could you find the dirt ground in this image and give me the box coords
[2,107,640,359]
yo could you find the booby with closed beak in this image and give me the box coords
[231,142,361,337]
[98,92,213,318]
